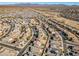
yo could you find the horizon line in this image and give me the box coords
[0,2,79,6]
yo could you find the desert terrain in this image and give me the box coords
[0,5,79,56]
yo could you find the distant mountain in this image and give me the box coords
[11,3,38,6]
[0,3,78,7]
[4,3,67,6]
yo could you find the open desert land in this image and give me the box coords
[0,5,79,56]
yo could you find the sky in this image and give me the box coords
[0,2,79,5]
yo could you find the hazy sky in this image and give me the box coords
[0,2,79,5]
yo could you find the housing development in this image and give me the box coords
[0,3,79,56]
